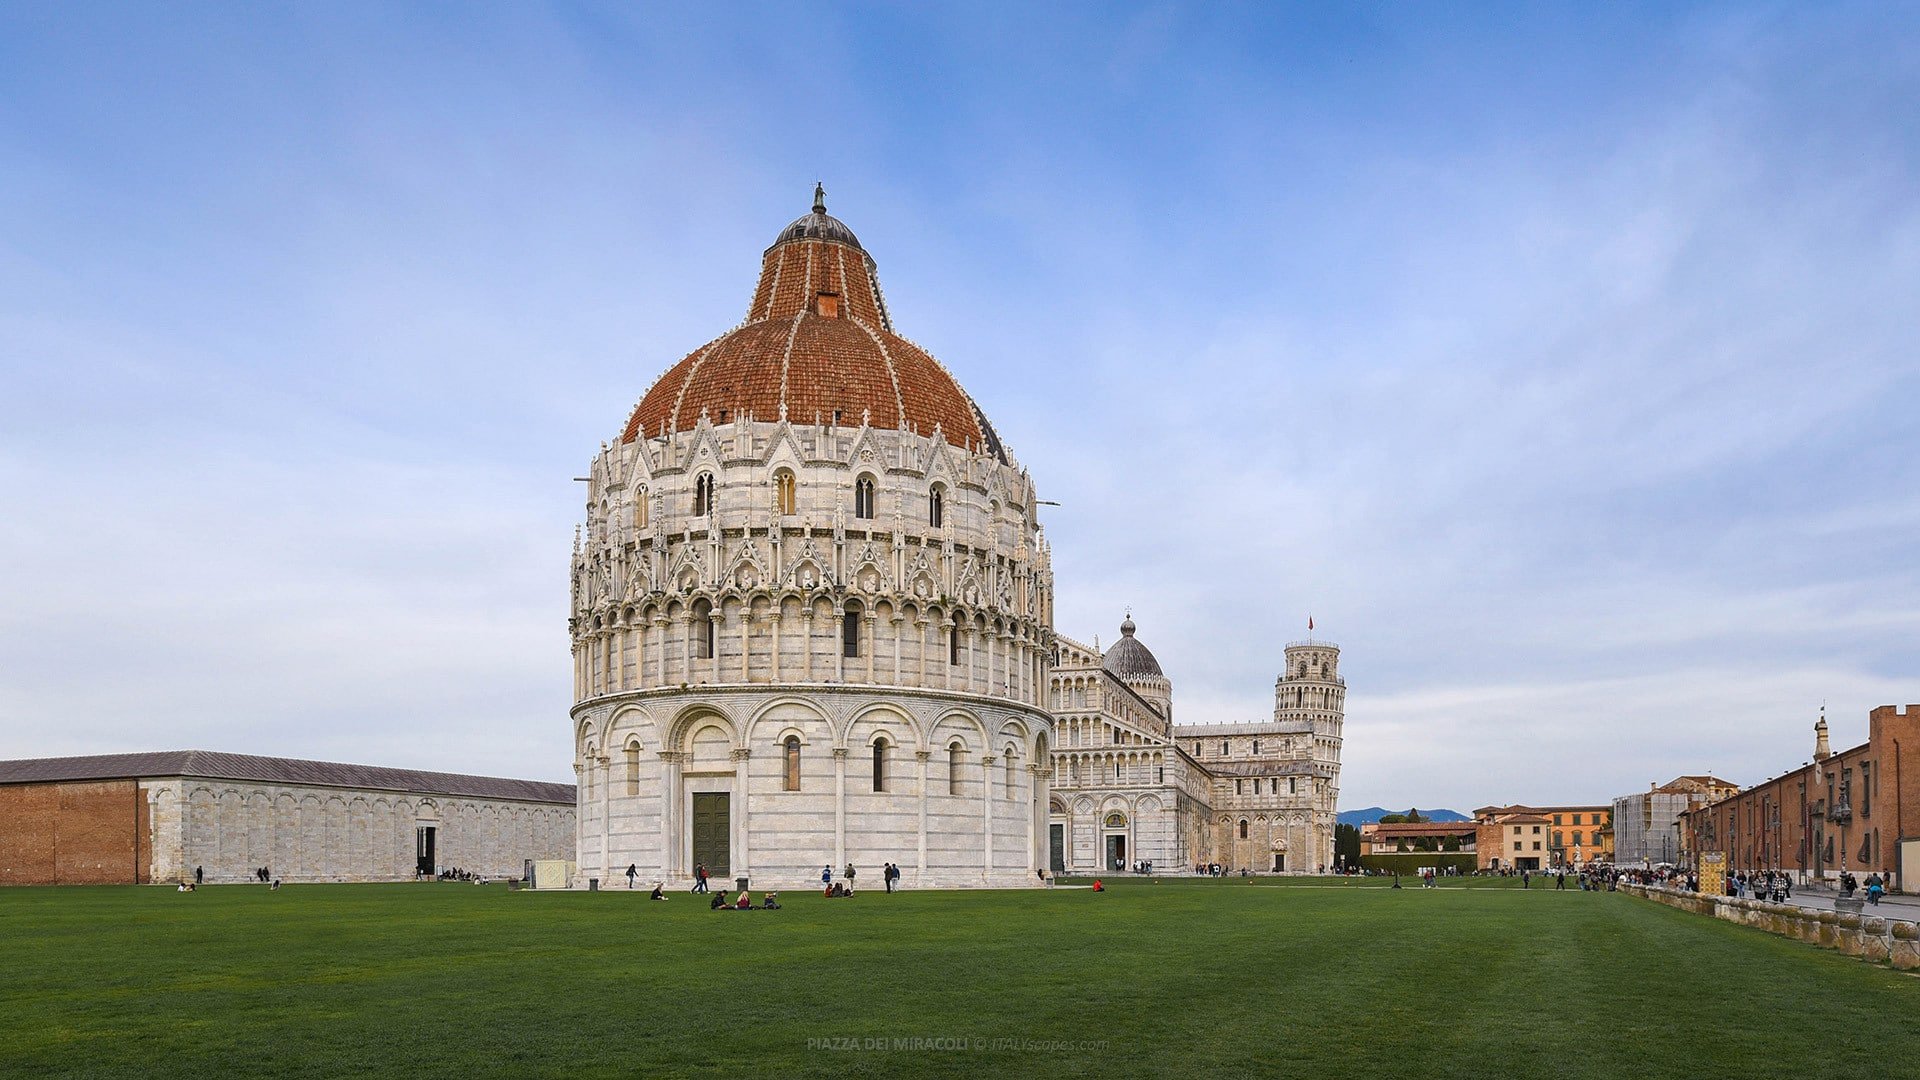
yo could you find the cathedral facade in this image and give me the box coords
[568,191,1057,888]
[1047,619,1343,875]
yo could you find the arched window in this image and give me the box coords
[1004,748,1016,797]
[1222,741,1230,757]
[1572,831,1583,847]
[842,602,862,658]
[854,475,876,519]
[928,484,945,528]
[693,602,714,660]
[693,473,715,517]
[633,487,649,530]
[872,738,888,792]
[784,736,801,792]
[774,469,796,516]
[948,742,963,795]
[1238,819,1250,840]
[949,625,961,665]
[1253,740,1261,755]
[625,743,640,796]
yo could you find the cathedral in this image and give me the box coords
[567,190,1340,888]
[1047,618,1343,875]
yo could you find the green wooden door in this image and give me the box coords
[691,793,730,877]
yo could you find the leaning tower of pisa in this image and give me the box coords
[1272,638,1343,868]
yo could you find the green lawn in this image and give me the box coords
[2,876,1915,1078]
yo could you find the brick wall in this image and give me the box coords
[0,779,147,885]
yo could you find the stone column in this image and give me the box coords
[740,607,752,683]
[981,753,997,879]
[598,754,611,881]
[657,751,682,876]
[892,614,905,685]
[833,747,848,872]
[771,602,783,682]
[1028,762,1044,873]
[573,763,586,881]
[916,750,931,873]
[732,747,751,876]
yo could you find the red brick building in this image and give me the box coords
[0,777,151,885]
[1680,704,1920,889]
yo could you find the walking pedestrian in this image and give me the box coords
[626,863,638,889]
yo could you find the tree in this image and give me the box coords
[1334,823,1361,866]
[1405,807,1426,823]
[1379,814,1408,825]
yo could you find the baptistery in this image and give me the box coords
[570,188,1056,888]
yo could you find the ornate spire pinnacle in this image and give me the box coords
[813,181,826,214]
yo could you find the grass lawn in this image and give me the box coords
[2,876,1916,1078]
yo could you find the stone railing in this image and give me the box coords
[1619,882,1920,970]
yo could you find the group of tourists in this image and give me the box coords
[1722,869,1795,901]
[1838,871,1889,905]
[821,863,860,897]
[708,889,780,911]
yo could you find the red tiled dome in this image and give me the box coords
[622,194,1004,461]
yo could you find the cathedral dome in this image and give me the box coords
[1103,616,1164,681]
[621,187,1005,462]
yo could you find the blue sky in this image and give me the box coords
[2,4,1916,809]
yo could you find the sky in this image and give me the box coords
[2,3,1917,810]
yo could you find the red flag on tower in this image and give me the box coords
[1308,615,1314,632]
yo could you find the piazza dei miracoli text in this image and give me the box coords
[567,188,1342,888]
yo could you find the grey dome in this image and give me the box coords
[1103,616,1164,681]
[773,185,863,250]
[773,210,863,250]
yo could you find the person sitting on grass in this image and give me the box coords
[649,882,667,901]
[762,892,781,909]
[710,890,729,911]
[1092,879,1104,892]
[735,891,753,910]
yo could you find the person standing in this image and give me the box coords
[626,863,638,890]
[692,863,709,894]
[194,865,203,885]
[845,862,856,887]
[821,865,832,889]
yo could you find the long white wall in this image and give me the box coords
[146,778,575,884]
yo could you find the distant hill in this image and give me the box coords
[1338,807,1471,826]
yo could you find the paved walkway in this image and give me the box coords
[1703,882,1920,919]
